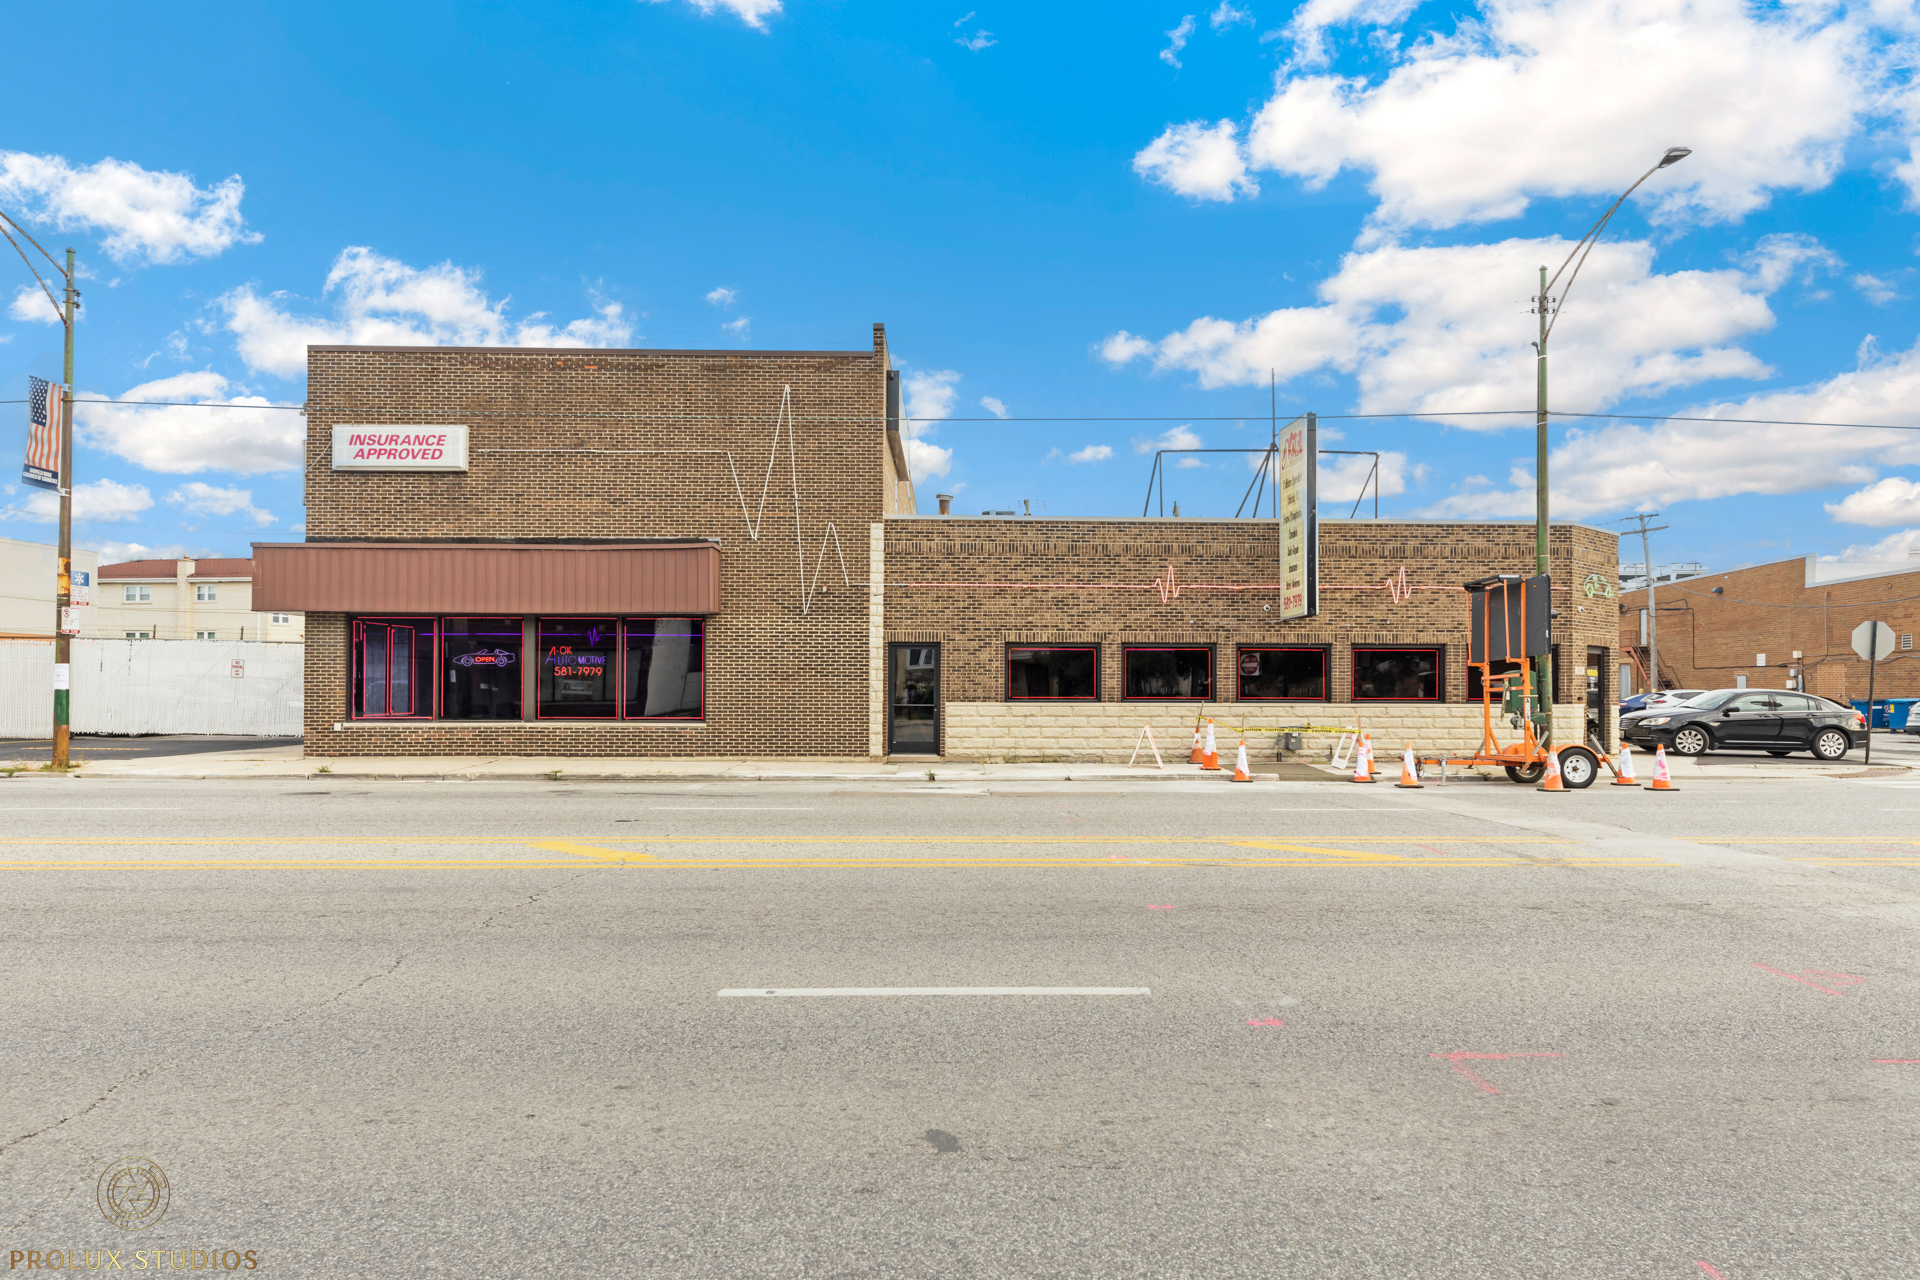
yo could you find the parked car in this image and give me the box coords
[1621,689,1867,759]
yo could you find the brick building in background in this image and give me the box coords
[1620,554,1920,702]
[254,324,1619,759]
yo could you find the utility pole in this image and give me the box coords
[53,248,76,769]
[1620,513,1668,694]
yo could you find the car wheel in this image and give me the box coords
[1671,725,1710,757]
[1812,728,1851,761]
[1505,763,1546,784]
[1766,750,1790,757]
[1556,746,1598,789]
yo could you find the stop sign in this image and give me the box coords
[1852,620,1896,663]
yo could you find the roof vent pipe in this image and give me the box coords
[936,493,953,516]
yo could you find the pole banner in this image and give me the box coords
[23,376,62,491]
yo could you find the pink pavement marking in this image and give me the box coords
[1751,963,1866,995]
[1696,1263,1728,1279]
[1430,1051,1563,1096]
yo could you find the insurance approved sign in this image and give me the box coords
[331,425,469,471]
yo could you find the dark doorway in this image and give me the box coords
[889,644,940,754]
[1586,645,1610,749]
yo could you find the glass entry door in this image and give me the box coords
[889,644,940,754]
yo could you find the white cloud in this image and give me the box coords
[954,10,975,25]
[1210,1,1253,30]
[0,152,258,265]
[93,541,192,563]
[1824,528,1920,563]
[1136,425,1204,457]
[221,246,634,378]
[957,29,996,50]
[1104,234,1795,414]
[643,0,781,30]
[9,478,154,524]
[1855,273,1899,305]
[723,316,751,336]
[1068,444,1114,463]
[166,482,276,527]
[9,283,62,324]
[1160,14,1196,67]
[76,372,303,475]
[1828,476,1920,526]
[981,396,1008,418]
[1133,120,1257,202]
[1143,0,1889,231]
[705,286,738,306]
[901,369,962,480]
[1320,449,1410,508]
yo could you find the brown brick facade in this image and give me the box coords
[1620,556,1920,701]
[282,330,1619,758]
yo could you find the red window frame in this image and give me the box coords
[1351,647,1443,702]
[1235,646,1330,701]
[1120,646,1215,701]
[621,617,706,721]
[350,616,436,720]
[1006,645,1100,701]
[535,617,619,721]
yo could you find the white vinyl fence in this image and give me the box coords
[0,639,303,738]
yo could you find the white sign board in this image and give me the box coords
[1276,414,1318,620]
[331,425,468,471]
[1852,620,1896,663]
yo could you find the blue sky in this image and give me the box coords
[7,0,1920,578]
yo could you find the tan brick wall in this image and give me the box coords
[941,700,1598,762]
[301,333,891,758]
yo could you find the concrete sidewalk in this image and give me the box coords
[1,740,1908,783]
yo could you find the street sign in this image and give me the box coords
[231,660,246,679]
[1852,621,1896,663]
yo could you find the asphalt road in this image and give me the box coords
[3,775,1918,1278]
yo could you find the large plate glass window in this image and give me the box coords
[1352,647,1442,701]
[1236,647,1327,700]
[443,617,523,720]
[1122,647,1213,700]
[537,618,618,719]
[1007,646,1099,700]
[352,617,436,719]
[623,618,704,719]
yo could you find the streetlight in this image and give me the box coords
[1530,146,1689,734]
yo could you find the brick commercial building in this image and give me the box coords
[1620,554,1920,702]
[255,325,1621,760]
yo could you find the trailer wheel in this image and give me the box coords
[1504,762,1546,784]
[1556,746,1599,789]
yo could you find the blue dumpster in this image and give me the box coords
[1851,699,1898,729]
[1891,698,1920,732]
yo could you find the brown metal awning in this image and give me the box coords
[252,542,720,615]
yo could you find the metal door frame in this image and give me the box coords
[888,642,941,756]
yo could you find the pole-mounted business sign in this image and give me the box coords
[1277,412,1318,620]
[331,425,469,471]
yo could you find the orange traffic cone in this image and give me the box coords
[1395,742,1423,789]
[1537,747,1568,793]
[1611,744,1638,786]
[1647,744,1678,791]
[1200,719,1221,771]
[1231,739,1253,782]
[1189,723,1204,764]
[1352,732,1376,783]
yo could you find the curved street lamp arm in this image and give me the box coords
[1540,160,1665,343]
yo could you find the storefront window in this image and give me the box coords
[1237,647,1327,700]
[1352,647,1441,701]
[537,618,618,719]
[352,617,436,719]
[624,618,704,719]
[1122,647,1213,700]
[1007,646,1099,700]
[444,618,523,720]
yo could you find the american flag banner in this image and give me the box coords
[23,375,62,491]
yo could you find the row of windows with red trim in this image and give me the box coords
[1008,645,1443,702]
[351,616,704,721]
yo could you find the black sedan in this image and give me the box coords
[1621,689,1867,760]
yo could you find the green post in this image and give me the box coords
[1533,264,1553,745]
[52,248,74,768]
